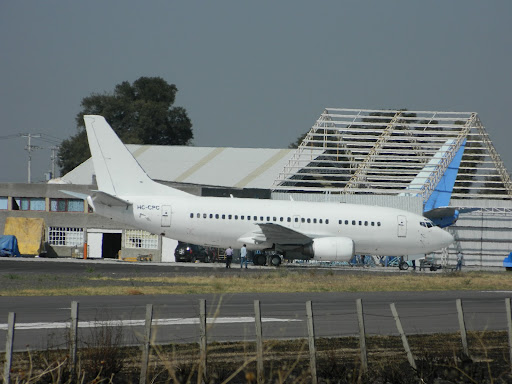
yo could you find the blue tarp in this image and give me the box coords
[0,235,21,257]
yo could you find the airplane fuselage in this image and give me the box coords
[96,194,451,258]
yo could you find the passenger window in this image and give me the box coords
[287,217,291,222]
[222,214,225,219]
[301,218,305,223]
[313,218,317,224]
[203,214,207,218]
[215,214,219,219]
[307,218,311,223]
[235,215,238,220]
[254,216,257,221]
[228,214,232,219]
[359,221,362,226]
[280,217,284,222]
[209,214,213,219]
[260,216,264,221]
[241,215,244,220]
[352,220,356,225]
[377,222,381,226]
[364,221,368,226]
[371,222,374,226]
[190,213,193,218]
[273,217,277,221]
[326,219,329,224]
[319,219,323,224]
[345,220,349,225]
[267,216,270,221]
[295,217,299,222]
[338,220,342,225]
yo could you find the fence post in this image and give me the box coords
[254,300,264,384]
[456,299,470,357]
[199,299,207,382]
[306,301,318,384]
[390,303,417,370]
[506,298,512,374]
[356,299,368,373]
[69,301,79,376]
[140,304,153,384]
[3,312,15,384]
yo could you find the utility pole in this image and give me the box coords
[21,134,41,183]
[49,146,59,179]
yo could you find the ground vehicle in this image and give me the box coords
[174,242,211,263]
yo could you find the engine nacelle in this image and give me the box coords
[302,237,355,262]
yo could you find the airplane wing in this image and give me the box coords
[256,223,312,245]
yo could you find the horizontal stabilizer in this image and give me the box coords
[91,191,132,208]
[59,190,91,200]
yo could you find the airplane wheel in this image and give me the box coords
[399,261,409,270]
[256,254,267,266]
[270,255,281,267]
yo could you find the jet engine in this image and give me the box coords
[302,237,355,262]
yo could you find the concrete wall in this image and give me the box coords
[0,183,165,261]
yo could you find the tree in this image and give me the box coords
[58,77,193,175]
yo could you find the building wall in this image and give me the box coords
[437,199,512,267]
[0,183,165,261]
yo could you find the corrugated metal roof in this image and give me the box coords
[62,145,311,189]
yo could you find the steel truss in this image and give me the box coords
[272,108,512,200]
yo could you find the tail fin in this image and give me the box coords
[84,115,189,197]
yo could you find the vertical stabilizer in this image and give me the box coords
[84,115,188,197]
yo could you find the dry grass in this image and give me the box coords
[2,270,511,296]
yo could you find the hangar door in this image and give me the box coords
[87,229,122,258]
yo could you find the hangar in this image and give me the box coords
[0,108,510,267]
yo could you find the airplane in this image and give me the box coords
[82,115,454,267]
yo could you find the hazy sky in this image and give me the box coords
[1,1,511,183]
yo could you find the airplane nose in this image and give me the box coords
[440,229,455,247]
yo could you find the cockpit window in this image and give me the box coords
[420,220,434,228]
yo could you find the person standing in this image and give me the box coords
[456,251,464,271]
[240,244,248,269]
[225,246,233,268]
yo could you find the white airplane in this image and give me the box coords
[83,115,454,266]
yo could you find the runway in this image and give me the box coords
[1,290,511,352]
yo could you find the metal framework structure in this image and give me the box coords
[272,108,512,201]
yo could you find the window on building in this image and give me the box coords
[0,197,7,210]
[125,230,158,249]
[48,227,84,246]
[49,198,84,212]
[14,197,45,211]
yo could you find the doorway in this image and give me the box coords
[102,233,122,258]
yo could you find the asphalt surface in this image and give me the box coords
[0,258,510,352]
